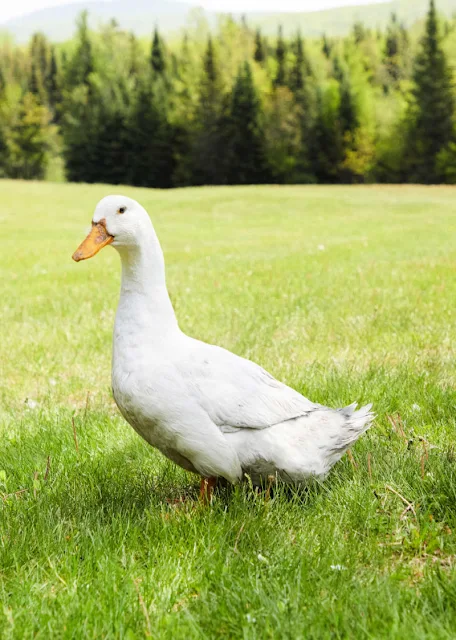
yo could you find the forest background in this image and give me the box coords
[0,0,455,187]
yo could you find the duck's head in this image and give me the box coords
[72,195,152,262]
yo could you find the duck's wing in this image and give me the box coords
[177,340,319,432]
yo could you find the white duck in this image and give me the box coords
[73,196,373,498]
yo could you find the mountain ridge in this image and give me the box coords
[2,0,456,43]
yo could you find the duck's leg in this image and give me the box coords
[199,477,217,504]
[265,475,275,501]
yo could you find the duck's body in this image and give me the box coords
[74,196,373,487]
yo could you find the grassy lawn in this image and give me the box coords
[1,180,456,638]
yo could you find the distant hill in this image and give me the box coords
[2,0,456,43]
[1,0,196,42]
[254,0,456,37]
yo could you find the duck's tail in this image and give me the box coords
[331,402,374,461]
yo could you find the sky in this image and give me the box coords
[0,0,386,25]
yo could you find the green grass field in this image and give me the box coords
[1,180,456,638]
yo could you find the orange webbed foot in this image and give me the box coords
[199,477,217,505]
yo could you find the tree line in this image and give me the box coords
[0,0,455,186]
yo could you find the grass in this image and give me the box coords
[1,180,456,638]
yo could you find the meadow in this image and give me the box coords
[1,180,456,638]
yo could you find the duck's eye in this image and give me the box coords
[117,206,126,214]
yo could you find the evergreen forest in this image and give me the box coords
[1,0,456,186]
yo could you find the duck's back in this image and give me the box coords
[175,337,318,431]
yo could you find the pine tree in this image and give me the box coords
[29,33,49,102]
[151,28,166,76]
[60,12,97,181]
[322,34,332,58]
[339,76,358,136]
[254,29,266,64]
[61,50,68,73]
[385,14,399,58]
[312,84,344,183]
[289,33,317,183]
[192,37,225,185]
[64,78,131,185]
[0,126,7,177]
[62,85,96,182]
[384,13,406,83]
[274,26,287,88]
[264,86,303,184]
[91,109,130,185]
[289,32,312,94]
[405,0,455,183]
[46,47,62,117]
[353,22,367,44]
[332,55,344,83]
[128,33,142,78]
[226,62,270,184]
[29,64,41,97]
[203,36,217,86]
[338,73,362,182]
[289,33,304,93]
[0,88,8,176]
[68,11,94,88]
[181,31,190,66]
[0,67,5,99]
[127,80,174,188]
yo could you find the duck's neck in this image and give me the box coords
[115,228,179,340]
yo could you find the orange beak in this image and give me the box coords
[72,221,114,262]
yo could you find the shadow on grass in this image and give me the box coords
[1,421,342,526]
[2,362,456,538]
